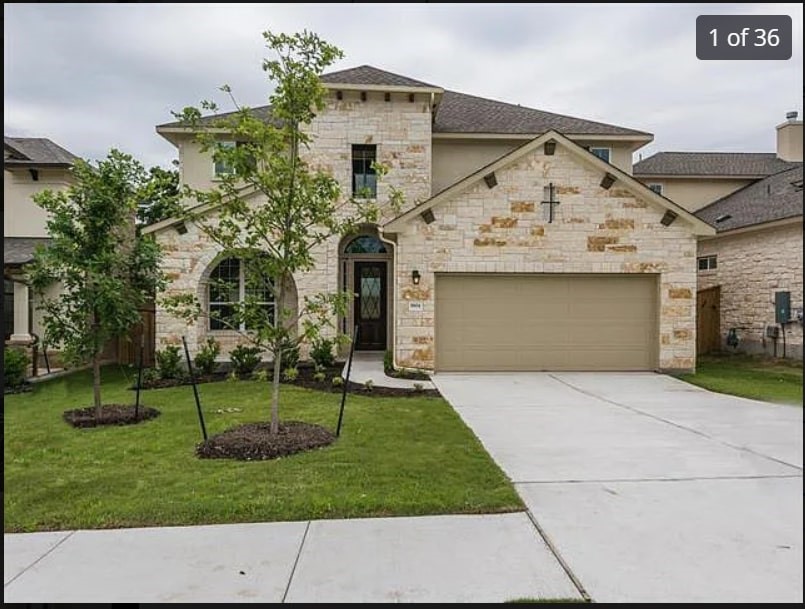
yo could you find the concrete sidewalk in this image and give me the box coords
[343,351,435,390]
[4,513,582,603]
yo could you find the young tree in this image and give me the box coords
[166,30,401,435]
[136,165,182,226]
[28,150,164,416]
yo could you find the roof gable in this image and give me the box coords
[320,65,440,89]
[383,130,714,236]
[3,137,79,167]
[695,164,803,232]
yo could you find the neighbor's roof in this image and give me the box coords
[158,65,650,138]
[633,152,797,177]
[4,137,80,167]
[4,237,51,266]
[695,165,803,232]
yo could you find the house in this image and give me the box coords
[4,137,79,347]
[146,65,714,373]
[635,114,803,359]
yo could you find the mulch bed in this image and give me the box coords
[63,404,161,428]
[196,420,335,460]
[132,365,441,398]
[4,383,33,395]
[384,367,431,381]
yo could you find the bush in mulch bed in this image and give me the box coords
[63,404,161,428]
[196,420,335,461]
[130,372,229,390]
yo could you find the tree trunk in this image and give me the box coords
[269,276,286,435]
[92,353,102,417]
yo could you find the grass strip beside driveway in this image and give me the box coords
[678,354,802,405]
[5,366,522,532]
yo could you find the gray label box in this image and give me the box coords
[697,15,792,60]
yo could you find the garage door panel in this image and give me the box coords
[435,274,657,371]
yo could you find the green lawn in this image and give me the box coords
[4,366,523,532]
[678,354,803,405]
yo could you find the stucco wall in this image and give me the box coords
[433,139,634,195]
[4,168,73,237]
[636,177,752,212]
[392,143,699,372]
[697,221,803,358]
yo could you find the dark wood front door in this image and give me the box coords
[697,286,721,354]
[354,261,387,350]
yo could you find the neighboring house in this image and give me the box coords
[635,114,804,359]
[695,165,803,358]
[3,137,79,346]
[146,65,714,373]
[633,114,802,212]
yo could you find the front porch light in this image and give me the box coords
[412,270,421,285]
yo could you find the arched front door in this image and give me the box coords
[340,232,393,351]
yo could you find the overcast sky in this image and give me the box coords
[4,3,803,169]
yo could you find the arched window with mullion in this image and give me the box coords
[208,257,275,330]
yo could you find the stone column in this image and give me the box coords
[10,280,32,343]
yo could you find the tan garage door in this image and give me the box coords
[435,274,658,371]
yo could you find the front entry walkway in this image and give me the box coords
[433,372,803,603]
[342,351,435,390]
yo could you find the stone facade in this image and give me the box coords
[392,144,699,371]
[697,221,803,358]
[154,90,433,358]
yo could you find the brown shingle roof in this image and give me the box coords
[634,152,796,177]
[319,65,439,88]
[695,165,803,232]
[434,90,649,136]
[4,137,80,167]
[159,65,649,137]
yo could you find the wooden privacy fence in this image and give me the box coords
[119,302,156,367]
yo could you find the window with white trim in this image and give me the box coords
[647,183,663,195]
[208,257,275,330]
[589,147,611,163]
[697,255,717,271]
[213,141,236,177]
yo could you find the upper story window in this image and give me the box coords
[589,147,611,163]
[213,141,237,177]
[697,255,717,272]
[208,257,275,331]
[352,144,377,198]
[647,183,664,195]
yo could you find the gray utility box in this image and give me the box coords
[775,291,791,324]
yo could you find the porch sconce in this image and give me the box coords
[174,221,188,235]
[544,140,556,156]
[660,210,678,227]
[336,90,343,100]
[483,172,497,189]
[360,91,367,102]
[420,209,435,224]
[385,92,391,102]
[600,173,616,190]
[412,270,421,285]
[28,168,39,181]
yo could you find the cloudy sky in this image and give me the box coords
[4,3,802,169]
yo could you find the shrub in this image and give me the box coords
[141,367,160,384]
[4,347,29,387]
[252,369,269,382]
[331,376,344,387]
[227,370,239,382]
[313,370,326,383]
[364,379,374,392]
[278,336,300,370]
[413,382,424,392]
[383,349,393,373]
[155,345,182,379]
[194,337,220,375]
[311,338,336,369]
[230,345,262,376]
[282,367,299,382]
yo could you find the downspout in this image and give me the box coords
[377,229,398,369]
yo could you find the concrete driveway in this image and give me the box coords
[433,372,803,603]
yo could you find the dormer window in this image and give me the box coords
[352,144,377,198]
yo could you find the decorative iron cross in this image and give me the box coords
[541,182,561,223]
